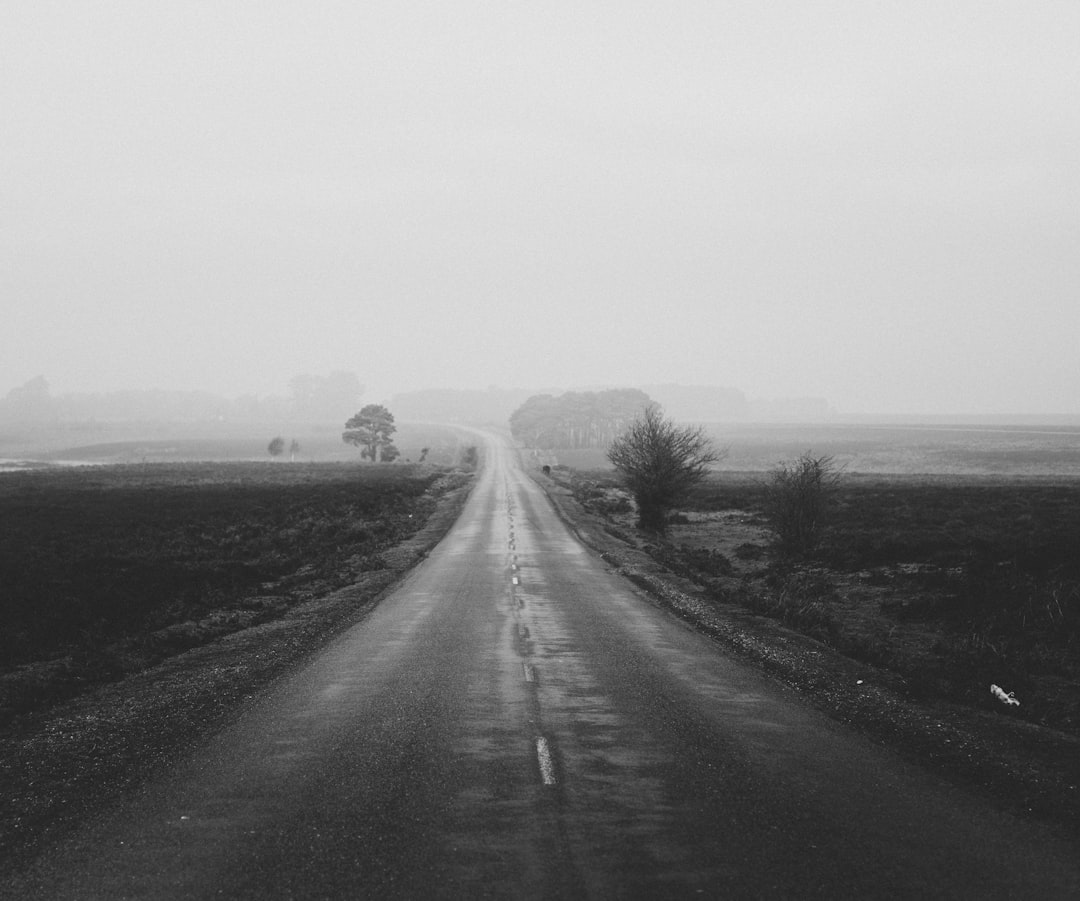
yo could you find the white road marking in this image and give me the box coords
[522,663,535,682]
[512,576,519,585]
[536,737,556,785]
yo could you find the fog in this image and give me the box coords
[4,2,1078,416]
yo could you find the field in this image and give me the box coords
[540,420,1080,477]
[0,421,474,470]
[0,458,473,723]
[564,465,1080,735]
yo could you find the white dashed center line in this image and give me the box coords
[522,663,535,682]
[535,737,556,785]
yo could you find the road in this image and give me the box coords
[8,434,1080,899]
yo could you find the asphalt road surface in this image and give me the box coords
[8,434,1080,899]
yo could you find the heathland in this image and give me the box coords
[538,421,1080,738]
[5,418,1078,736]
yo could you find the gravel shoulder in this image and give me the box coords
[530,469,1080,836]
[0,474,475,869]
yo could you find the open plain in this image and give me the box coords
[1,428,1079,898]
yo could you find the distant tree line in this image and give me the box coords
[510,389,653,449]
[2,375,834,427]
[0,372,363,424]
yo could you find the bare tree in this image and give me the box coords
[762,452,842,556]
[607,405,724,534]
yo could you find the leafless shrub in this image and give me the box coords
[763,452,842,556]
[607,405,724,535]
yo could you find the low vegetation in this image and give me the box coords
[563,466,1080,735]
[0,461,468,722]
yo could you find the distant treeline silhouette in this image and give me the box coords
[510,389,653,449]
[0,373,363,424]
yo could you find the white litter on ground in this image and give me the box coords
[990,684,1020,706]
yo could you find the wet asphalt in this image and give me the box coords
[9,435,1080,899]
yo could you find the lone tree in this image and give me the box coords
[607,404,723,534]
[267,436,285,458]
[343,404,398,462]
[762,452,842,556]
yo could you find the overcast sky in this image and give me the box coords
[3,1,1078,415]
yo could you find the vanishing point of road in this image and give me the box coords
[8,434,1080,899]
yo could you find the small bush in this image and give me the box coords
[592,493,633,515]
[570,477,633,516]
[603,524,635,544]
[730,576,840,642]
[644,544,733,585]
[678,547,733,577]
[763,452,842,556]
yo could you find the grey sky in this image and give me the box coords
[3,1,1078,415]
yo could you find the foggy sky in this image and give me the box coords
[3,2,1079,415]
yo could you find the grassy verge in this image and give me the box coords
[0,461,471,722]
[560,467,1080,737]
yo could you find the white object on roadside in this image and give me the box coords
[990,684,1020,706]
